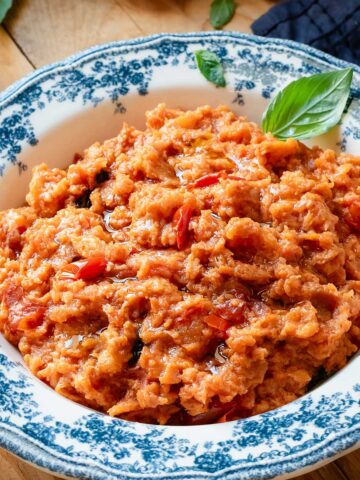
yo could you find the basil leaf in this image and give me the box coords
[210,0,236,29]
[262,68,353,140]
[0,0,12,23]
[195,50,226,88]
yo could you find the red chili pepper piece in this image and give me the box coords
[17,226,27,234]
[345,199,360,232]
[76,257,107,280]
[174,205,193,250]
[193,172,223,188]
[60,257,107,281]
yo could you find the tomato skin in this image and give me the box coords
[193,173,222,188]
[174,205,194,250]
[60,257,107,281]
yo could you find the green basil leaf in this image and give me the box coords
[195,50,226,88]
[210,0,236,29]
[262,68,353,140]
[0,0,12,23]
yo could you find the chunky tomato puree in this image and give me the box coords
[0,104,359,425]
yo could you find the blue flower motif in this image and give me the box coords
[130,72,145,85]
[142,448,162,462]
[114,449,129,460]
[195,452,232,473]
[236,434,259,447]
[70,427,91,443]
[23,422,55,444]
[315,414,336,428]
[84,416,106,431]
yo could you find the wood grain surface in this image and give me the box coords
[0,1,358,479]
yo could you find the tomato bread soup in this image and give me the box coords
[0,104,359,425]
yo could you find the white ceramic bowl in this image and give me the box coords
[0,32,359,480]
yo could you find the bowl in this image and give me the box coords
[0,32,359,480]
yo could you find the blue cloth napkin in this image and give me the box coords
[252,0,360,64]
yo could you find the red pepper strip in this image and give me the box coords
[192,172,244,188]
[60,257,107,281]
[174,205,194,250]
[193,172,223,188]
[204,314,231,333]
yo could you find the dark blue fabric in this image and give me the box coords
[252,0,360,64]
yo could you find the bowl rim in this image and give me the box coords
[2,30,360,106]
[0,31,359,480]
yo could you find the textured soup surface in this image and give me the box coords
[0,104,359,425]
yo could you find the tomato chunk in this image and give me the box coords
[60,257,107,281]
[193,172,223,188]
[3,284,45,333]
[60,263,80,280]
[6,226,26,252]
[345,198,360,232]
[204,314,231,333]
[174,205,193,250]
[216,299,247,326]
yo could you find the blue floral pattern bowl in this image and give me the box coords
[0,32,359,480]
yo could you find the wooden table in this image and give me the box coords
[0,1,358,479]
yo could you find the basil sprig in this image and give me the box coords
[210,0,236,29]
[194,50,226,87]
[262,68,353,140]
